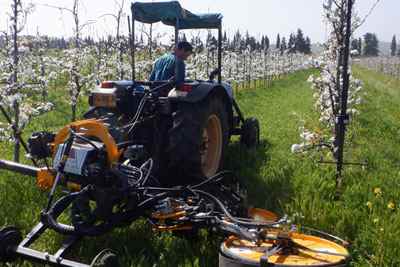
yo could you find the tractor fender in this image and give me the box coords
[168,81,233,103]
[168,81,234,130]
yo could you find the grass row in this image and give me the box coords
[0,67,399,266]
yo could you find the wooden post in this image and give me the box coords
[335,0,354,189]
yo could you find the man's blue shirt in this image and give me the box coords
[149,53,185,85]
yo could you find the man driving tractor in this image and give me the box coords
[149,41,193,86]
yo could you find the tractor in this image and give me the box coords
[0,2,350,266]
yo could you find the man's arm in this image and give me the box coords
[149,66,156,81]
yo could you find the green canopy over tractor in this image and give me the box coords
[131,1,222,29]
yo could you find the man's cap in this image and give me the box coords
[177,41,193,52]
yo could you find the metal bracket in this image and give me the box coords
[335,114,350,125]
[318,160,368,167]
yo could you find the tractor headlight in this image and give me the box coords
[89,88,117,108]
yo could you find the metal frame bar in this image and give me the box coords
[128,15,136,81]
[0,159,39,176]
[175,19,180,84]
[11,222,88,267]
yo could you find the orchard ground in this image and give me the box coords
[0,66,399,266]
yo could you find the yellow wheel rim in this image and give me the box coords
[200,114,223,177]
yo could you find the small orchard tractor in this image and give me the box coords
[0,1,350,266]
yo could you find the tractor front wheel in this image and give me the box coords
[240,118,260,148]
[90,249,120,267]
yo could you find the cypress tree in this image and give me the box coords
[363,33,379,56]
[280,37,287,55]
[276,34,280,49]
[351,39,359,53]
[265,36,270,51]
[288,34,295,53]
[295,28,306,53]
[304,37,312,54]
[391,35,397,56]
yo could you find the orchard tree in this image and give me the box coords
[292,0,364,188]
[0,0,53,161]
[45,0,95,121]
[99,0,126,79]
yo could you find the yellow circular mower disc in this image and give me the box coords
[221,233,349,266]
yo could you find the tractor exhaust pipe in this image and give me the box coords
[0,159,39,177]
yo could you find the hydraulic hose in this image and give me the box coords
[192,189,287,228]
[41,188,169,236]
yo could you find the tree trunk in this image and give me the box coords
[13,102,20,162]
[12,0,20,162]
[71,104,76,122]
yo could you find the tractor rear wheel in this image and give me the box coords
[168,92,229,185]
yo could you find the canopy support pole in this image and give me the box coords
[175,19,179,86]
[217,24,222,84]
[132,17,135,80]
[128,15,136,81]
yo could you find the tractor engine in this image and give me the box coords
[52,140,108,185]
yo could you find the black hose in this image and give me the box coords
[41,188,169,236]
[192,189,286,228]
[41,190,85,235]
[127,80,175,135]
[189,171,234,189]
[139,158,153,186]
[70,131,101,151]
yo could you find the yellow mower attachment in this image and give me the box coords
[220,232,349,267]
[52,119,122,164]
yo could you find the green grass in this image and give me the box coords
[1,67,400,266]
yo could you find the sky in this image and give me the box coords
[0,0,398,43]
